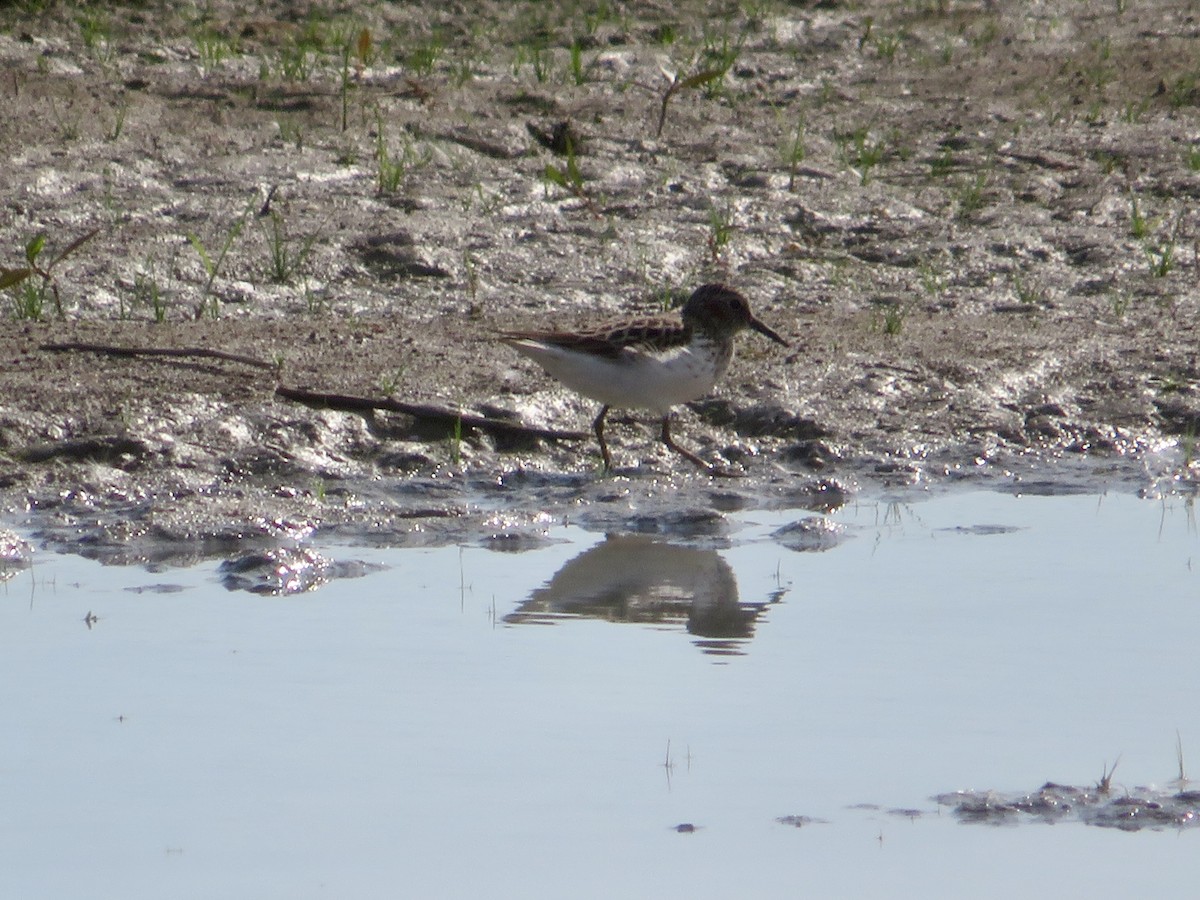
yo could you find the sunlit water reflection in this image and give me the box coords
[3,489,1199,899]
[504,534,783,656]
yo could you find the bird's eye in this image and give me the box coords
[727,297,742,310]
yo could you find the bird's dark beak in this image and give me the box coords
[749,316,789,347]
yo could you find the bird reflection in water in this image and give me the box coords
[504,535,785,656]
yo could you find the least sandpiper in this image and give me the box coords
[501,283,789,472]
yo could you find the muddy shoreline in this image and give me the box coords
[2,1,1199,562]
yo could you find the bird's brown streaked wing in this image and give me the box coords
[501,316,692,358]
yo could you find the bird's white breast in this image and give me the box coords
[507,338,732,415]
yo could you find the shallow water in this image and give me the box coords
[3,488,1199,898]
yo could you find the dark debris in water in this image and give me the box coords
[124,583,187,594]
[477,530,559,553]
[935,783,1200,831]
[776,814,829,828]
[220,547,331,595]
[772,516,848,552]
[0,529,33,582]
[936,524,1023,536]
[219,548,383,595]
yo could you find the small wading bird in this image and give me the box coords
[501,283,789,473]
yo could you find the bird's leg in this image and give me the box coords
[660,415,715,472]
[592,405,614,471]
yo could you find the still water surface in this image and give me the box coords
[3,489,1199,898]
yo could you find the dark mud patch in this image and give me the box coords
[935,522,1023,536]
[937,783,1200,832]
[772,514,848,551]
[0,529,33,581]
[218,546,383,594]
[776,814,830,828]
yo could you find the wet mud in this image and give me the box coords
[775,778,1200,834]
[936,781,1200,831]
[2,1,1200,563]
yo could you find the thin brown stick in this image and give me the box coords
[275,385,588,442]
[40,341,277,370]
[38,340,584,443]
